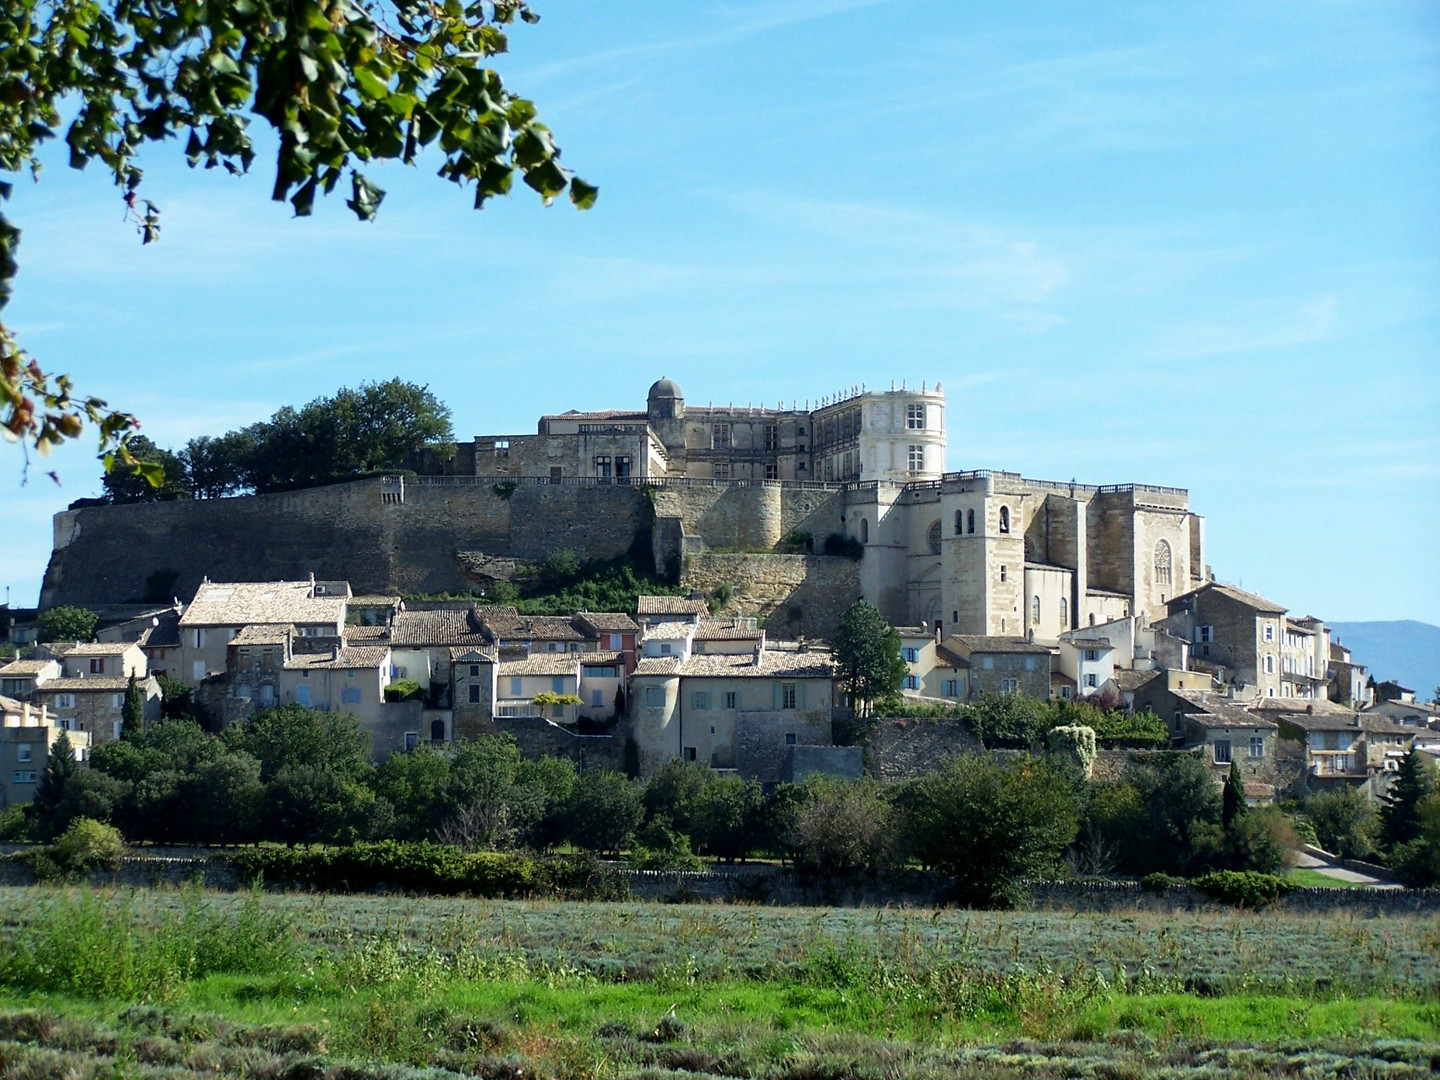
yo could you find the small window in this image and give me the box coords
[1084,649,1099,662]
[952,610,958,623]
[470,664,480,676]
[468,684,481,704]
[860,518,869,543]
[1031,596,1041,625]
[694,691,710,710]
[1264,655,1275,674]
[404,732,419,751]
[1196,625,1214,643]
[552,676,564,693]
[1214,740,1232,764]
[785,732,797,745]
[967,508,975,534]
[765,463,778,480]
[510,677,522,695]
[942,679,959,696]
[781,683,797,709]
[999,565,1007,582]
[12,770,37,784]
[908,444,924,472]
[1084,673,1098,688]
[955,510,964,536]
[713,461,731,480]
[16,744,32,763]
[1263,624,1275,642]
[1000,678,1018,694]
[903,675,920,690]
[644,686,665,707]
[902,647,919,663]
[906,403,925,429]
[725,691,737,710]
[89,658,104,674]
[713,423,731,448]
[999,506,1010,533]
[765,424,779,450]
[659,642,671,655]
[1249,736,1265,758]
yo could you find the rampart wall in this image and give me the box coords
[42,477,851,610]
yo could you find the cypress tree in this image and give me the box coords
[1222,760,1247,830]
[121,674,146,738]
[1382,747,1437,849]
[30,730,77,833]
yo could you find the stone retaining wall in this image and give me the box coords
[681,553,861,640]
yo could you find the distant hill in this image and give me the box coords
[1328,620,1440,701]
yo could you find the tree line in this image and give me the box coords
[13,703,1436,904]
[100,379,455,501]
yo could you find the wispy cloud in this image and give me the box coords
[1151,294,1340,360]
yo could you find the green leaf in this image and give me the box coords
[346,171,385,221]
[136,460,166,488]
[354,67,388,102]
[291,177,317,216]
[568,177,598,210]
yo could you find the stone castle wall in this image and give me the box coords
[681,553,862,639]
[43,478,851,610]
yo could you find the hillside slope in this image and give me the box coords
[1328,620,1440,700]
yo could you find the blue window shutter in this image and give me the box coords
[552,676,563,693]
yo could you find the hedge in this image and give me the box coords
[222,841,629,900]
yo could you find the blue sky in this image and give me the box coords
[2,0,1437,626]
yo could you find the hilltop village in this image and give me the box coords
[5,378,1437,815]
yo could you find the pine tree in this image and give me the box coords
[1222,760,1247,830]
[1382,748,1437,850]
[121,674,146,738]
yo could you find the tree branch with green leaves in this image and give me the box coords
[0,0,593,476]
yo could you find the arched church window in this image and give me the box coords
[967,509,975,534]
[954,510,963,536]
[1031,596,1041,625]
[999,506,1010,534]
[1154,540,1173,587]
[927,521,942,555]
[860,518,869,544]
[1060,597,1068,626]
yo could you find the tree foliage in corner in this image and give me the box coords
[0,0,593,469]
[832,600,907,714]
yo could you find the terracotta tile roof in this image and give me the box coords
[1250,697,1354,718]
[0,660,58,676]
[449,646,497,662]
[0,694,29,713]
[389,609,488,646]
[230,625,293,646]
[637,595,707,616]
[696,619,762,641]
[35,677,138,692]
[284,646,391,671]
[677,646,835,680]
[344,625,390,641]
[1051,671,1076,687]
[934,643,970,668]
[942,635,1052,658]
[349,594,401,606]
[632,657,681,677]
[179,581,345,627]
[1174,690,1277,729]
[46,642,137,656]
[574,612,640,633]
[485,615,587,642]
[498,655,580,677]
[1172,582,1288,615]
[1107,669,1161,692]
[643,622,697,641]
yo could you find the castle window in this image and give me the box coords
[1060,598,1068,626]
[860,518,869,543]
[713,461,731,480]
[1031,596,1041,625]
[927,521,942,555]
[908,445,924,472]
[616,455,632,479]
[907,403,925,429]
[999,506,1010,533]
[1000,565,1007,582]
[967,509,976,534]
[765,463,777,480]
[764,424,779,450]
[1154,540,1172,586]
[955,510,963,536]
[713,423,731,449]
[594,455,612,478]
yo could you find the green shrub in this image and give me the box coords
[822,533,864,560]
[1191,869,1294,908]
[20,817,126,880]
[1140,872,1186,893]
[0,805,29,842]
[384,680,423,702]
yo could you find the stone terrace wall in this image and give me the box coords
[865,715,983,782]
[682,553,861,640]
[492,716,624,772]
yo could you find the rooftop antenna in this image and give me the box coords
[890,380,896,391]
[922,380,926,392]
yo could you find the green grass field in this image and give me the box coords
[0,885,1437,1078]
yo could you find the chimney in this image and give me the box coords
[753,643,763,667]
